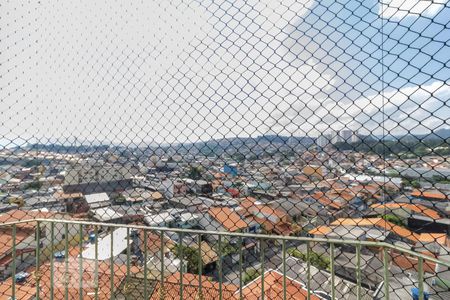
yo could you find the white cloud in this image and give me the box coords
[1,0,447,147]
[379,0,446,20]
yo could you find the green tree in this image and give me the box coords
[287,248,330,270]
[243,268,261,284]
[25,180,43,190]
[380,214,405,227]
[188,166,202,180]
[172,244,201,274]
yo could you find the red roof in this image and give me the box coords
[239,270,320,300]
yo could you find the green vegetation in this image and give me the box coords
[243,268,261,284]
[25,180,43,190]
[172,244,201,274]
[430,175,450,184]
[114,194,126,204]
[287,247,330,271]
[188,166,202,180]
[22,159,43,168]
[402,178,421,188]
[380,214,405,227]
[215,241,238,256]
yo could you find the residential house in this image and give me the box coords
[237,198,298,235]
[283,257,377,300]
[113,272,237,300]
[309,218,449,255]
[238,269,321,300]
[0,210,77,280]
[0,258,130,300]
[370,203,441,221]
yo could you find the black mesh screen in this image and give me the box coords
[1,0,450,299]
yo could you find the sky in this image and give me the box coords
[0,0,449,147]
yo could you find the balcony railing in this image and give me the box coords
[1,218,450,300]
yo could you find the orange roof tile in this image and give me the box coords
[149,278,236,300]
[0,210,58,228]
[166,273,238,293]
[308,225,332,236]
[208,207,249,232]
[418,233,447,245]
[370,203,441,219]
[329,218,425,243]
[411,189,447,201]
[239,270,320,300]
[0,229,32,255]
[0,259,129,300]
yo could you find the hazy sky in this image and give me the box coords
[1,0,449,147]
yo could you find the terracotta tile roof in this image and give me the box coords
[238,270,320,300]
[308,225,332,236]
[370,203,441,219]
[324,217,448,246]
[0,210,58,229]
[208,207,249,232]
[316,196,343,209]
[149,278,236,300]
[0,229,32,255]
[0,259,129,300]
[418,233,447,244]
[0,277,35,300]
[139,230,174,256]
[53,191,83,200]
[166,273,238,292]
[330,217,419,242]
[411,189,447,201]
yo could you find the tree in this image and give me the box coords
[381,214,405,227]
[188,166,202,180]
[243,268,261,284]
[25,180,43,190]
[172,244,201,274]
[287,248,330,270]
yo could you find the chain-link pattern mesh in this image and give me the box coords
[1,0,450,299]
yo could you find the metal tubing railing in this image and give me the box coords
[2,218,450,300]
[2,218,448,268]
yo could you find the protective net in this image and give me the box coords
[1,0,450,299]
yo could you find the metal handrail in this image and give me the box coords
[2,217,449,299]
[2,217,450,268]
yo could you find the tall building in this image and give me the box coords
[317,134,330,148]
[339,129,353,142]
[331,131,343,144]
[351,131,360,143]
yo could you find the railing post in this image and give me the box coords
[238,236,243,300]
[356,243,361,300]
[260,238,265,300]
[94,226,99,300]
[64,223,69,300]
[306,241,311,300]
[329,242,335,300]
[35,220,41,300]
[282,240,287,300]
[126,228,131,300]
[383,247,390,300]
[110,229,114,300]
[218,235,223,300]
[12,224,17,300]
[197,234,203,299]
[178,232,184,300]
[160,230,165,300]
[143,229,148,300]
[49,222,54,300]
[79,224,83,300]
[418,257,424,300]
